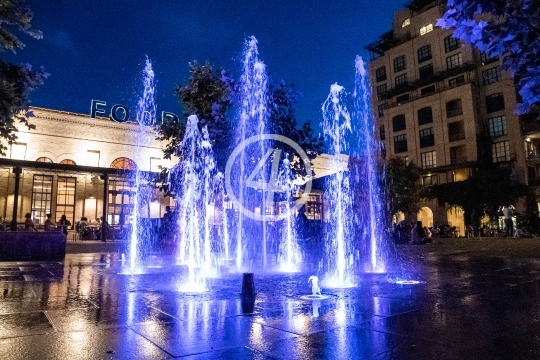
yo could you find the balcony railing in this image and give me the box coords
[384,78,473,110]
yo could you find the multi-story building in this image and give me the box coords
[366,0,528,233]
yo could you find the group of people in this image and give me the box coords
[74,216,110,241]
[393,221,458,244]
[15,213,109,241]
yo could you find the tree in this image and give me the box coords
[437,0,540,115]
[426,165,528,225]
[0,0,47,155]
[156,61,232,170]
[385,157,424,216]
[267,81,323,178]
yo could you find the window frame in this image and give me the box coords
[482,66,501,85]
[420,151,437,169]
[446,53,463,70]
[417,44,432,63]
[488,115,508,137]
[375,66,387,82]
[31,175,53,226]
[393,55,406,72]
[444,35,460,52]
[492,140,510,163]
[392,114,406,132]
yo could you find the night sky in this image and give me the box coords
[9,0,404,131]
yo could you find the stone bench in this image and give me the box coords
[0,231,67,261]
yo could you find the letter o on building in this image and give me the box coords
[110,104,130,123]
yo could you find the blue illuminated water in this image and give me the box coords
[126,57,157,274]
[232,36,271,270]
[352,56,388,274]
[321,83,355,287]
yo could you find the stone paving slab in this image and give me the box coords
[1,242,540,358]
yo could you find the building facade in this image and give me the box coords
[366,0,529,233]
[0,107,175,230]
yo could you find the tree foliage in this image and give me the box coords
[156,61,232,169]
[267,81,323,178]
[437,0,540,115]
[0,0,47,155]
[426,165,528,225]
[385,157,423,216]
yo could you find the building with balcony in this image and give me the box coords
[366,0,528,233]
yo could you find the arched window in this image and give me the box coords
[60,159,76,165]
[36,157,53,163]
[110,157,137,170]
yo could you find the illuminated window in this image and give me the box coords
[421,151,436,169]
[31,175,53,226]
[110,157,138,170]
[401,18,410,27]
[60,159,76,165]
[36,157,53,163]
[492,141,510,162]
[10,143,26,160]
[420,24,433,36]
[56,177,76,226]
[86,150,100,166]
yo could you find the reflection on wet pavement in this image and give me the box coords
[0,252,540,359]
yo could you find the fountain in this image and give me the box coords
[321,83,355,288]
[125,57,157,274]
[277,154,302,272]
[352,56,388,274]
[231,36,270,270]
[172,115,218,291]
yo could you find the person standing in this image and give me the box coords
[44,213,55,231]
[24,213,35,231]
[57,215,71,238]
[503,205,514,237]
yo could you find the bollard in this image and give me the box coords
[241,273,256,296]
[241,273,256,314]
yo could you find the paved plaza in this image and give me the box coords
[1,239,540,359]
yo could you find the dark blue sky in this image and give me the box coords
[11,0,404,130]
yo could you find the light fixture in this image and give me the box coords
[89,195,95,199]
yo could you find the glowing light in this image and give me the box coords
[395,280,423,285]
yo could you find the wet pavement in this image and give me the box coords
[1,247,540,359]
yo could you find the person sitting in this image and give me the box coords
[24,213,35,231]
[44,213,56,231]
[410,221,428,244]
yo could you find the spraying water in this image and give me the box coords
[352,56,387,273]
[321,83,354,287]
[127,56,157,274]
[233,36,270,270]
[173,115,217,291]
[277,155,302,272]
